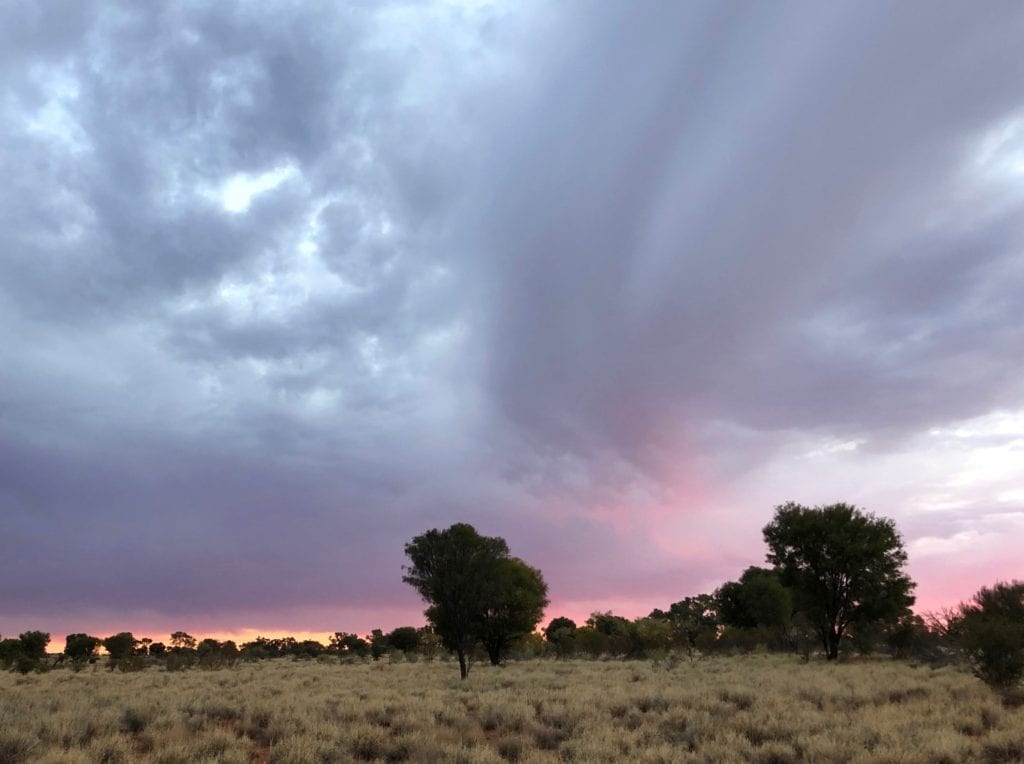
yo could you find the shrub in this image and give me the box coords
[952,581,1024,690]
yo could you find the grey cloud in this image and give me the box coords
[2,1,1024,632]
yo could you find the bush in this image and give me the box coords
[952,581,1024,690]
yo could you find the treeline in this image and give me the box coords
[3,503,1022,690]
[0,626,446,674]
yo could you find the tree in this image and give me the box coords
[102,632,139,670]
[403,523,546,678]
[544,617,578,657]
[650,595,718,655]
[10,631,50,673]
[763,502,915,660]
[0,638,22,669]
[386,627,421,655]
[477,557,549,665]
[950,580,1024,689]
[330,632,370,658]
[64,634,101,668]
[169,632,197,651]
[717,567,792,631]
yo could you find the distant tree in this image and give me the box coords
[950,580,1024,689]
[0,638,22,669]
[544,617,577,642]
[544,617,578,657]
[102,632,140,670]
[573,627,609,658]
[386,627,421,654]
[477,557,549,665]
[64,634,101,667]
[629,617,673,657]
[717,567,792,632]
[329,632,370,658]
[403,523,545,678]
[763,502,915,660]
[650,595,718,654]
[584,612,632,655]
[18,631,50,661]
[369,629,388,661]
[293,640,325,659]
[169,632,197,652]
[149,642,167,656]
[416,627,443,660]
[196,638,222,667]
[239,640,271,661]
[7,631,50,673]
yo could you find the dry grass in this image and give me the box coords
[1,655,1022,762]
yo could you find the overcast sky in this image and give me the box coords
[2,1,1023,641]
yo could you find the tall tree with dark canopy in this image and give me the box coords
[763,502,915,660]
[403,523,546,678]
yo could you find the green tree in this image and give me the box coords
[717,567,792,632]
[584,612,632,655]
[951,580,1024,689]
[763,502,915,660]
[650,595,718,655]
[478,557,549,665]
[544,617,578,657]
[386,626,421,654]
[329,632,370,658]
[403,523,546,678]
[102,632,139,670]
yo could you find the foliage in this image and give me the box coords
[64,633,101,668]
[103,632,144,671]
[403,523,546,678]
[330,632,370,658]
[386,626,421,655]
[650,595,718,655]
[763,502,915,660]
[950,581,1024,689]
[170,631,197,651]
[0,638,23,670]
[544,617,578,657]
[478,557,549,665]
[717,567,792,631]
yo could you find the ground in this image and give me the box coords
[1,654,1022,762]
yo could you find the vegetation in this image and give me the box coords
[1,655,1022,763]
[763,502,915,660]
[403,523,549,678]
[947,581,1024,690]
[2,508,1021,760]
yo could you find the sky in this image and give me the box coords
[2,1,1023,645]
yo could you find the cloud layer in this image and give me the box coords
[2,1,1023,637]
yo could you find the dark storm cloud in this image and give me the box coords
[2,1,1023,632]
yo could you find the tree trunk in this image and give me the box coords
[457,649,469,679]
[826,627,840,660]
[485,640,502,666]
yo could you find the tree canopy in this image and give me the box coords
[950,580,1024,688]
[763,502,915,659]
[403,522,548,678]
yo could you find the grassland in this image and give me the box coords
[1,655,1022,763]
